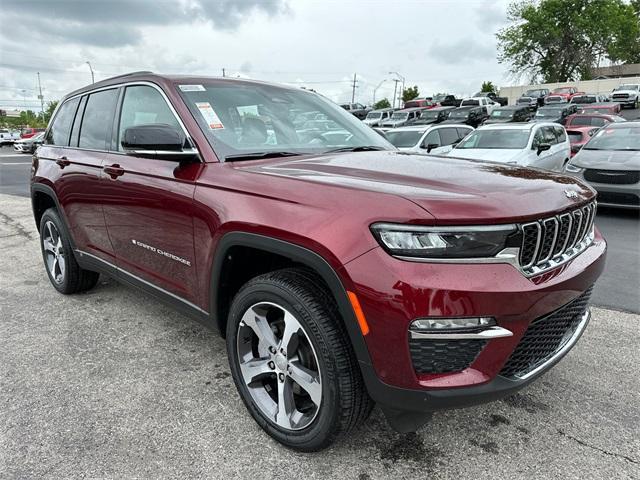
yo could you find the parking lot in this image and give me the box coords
[0,193,638,479]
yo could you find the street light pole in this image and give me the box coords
[373,79,387,105]
[86,61,95,84]
[389,71,405,107]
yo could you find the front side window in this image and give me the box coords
[118,86,181,151]
[542,126,558,144]
[46,97,80,146]
[438,127,460,146]
[421,130,441,148]
[79,89,118,150]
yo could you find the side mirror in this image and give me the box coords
[537,143,551,155]
[122,124,192,158]
[424,143,439,153]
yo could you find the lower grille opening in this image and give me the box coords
[409,338,487,374]
[500,287,593,379]
[596,191,640,207]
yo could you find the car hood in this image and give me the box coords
[612,89,638,95]
[234,151,593,223]
[571,149,640,170]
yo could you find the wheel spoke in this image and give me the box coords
[52,256,60,279]
[241,308,278,350]
[280,311,301,356]
[45,222,54,243]
[289,360,322,406]
[239,357,273,384]
[56,236,63,253]
[275,378,295,429]
[43,239,56,253]
[57,254,66,279]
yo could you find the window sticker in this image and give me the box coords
[195,102,224,130]
[178,84,206,92]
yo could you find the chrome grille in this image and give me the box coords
[518,202,596,276]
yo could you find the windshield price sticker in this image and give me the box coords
[179,84,206,92]
[195,102,225,129]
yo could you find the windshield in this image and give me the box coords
[567,131,583,143]
[457,129,530,150]
[419,110,439,120]
[177,82,391,160]
[583,126,640,151]
[525,90,543,96]
[490,109,513,118]
[615,85,639,91]
[571,96,596,104]
[366,112,382,119]
[385,130,424,148]
[553,88,572,94]
[461,99,480,106]
[391,112,408,120]
[450,109,469,118]
[536,108,562,118]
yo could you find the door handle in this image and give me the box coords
[56,156,70,168]
[103,164,125,178]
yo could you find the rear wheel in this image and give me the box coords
[39,208,99,294]
[226,268,373,451]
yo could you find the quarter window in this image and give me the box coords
[118,85,181,151]
[79,89,118,150]
[46,97,80,146]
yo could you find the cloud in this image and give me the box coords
[0,0,289,47]
[473,1,508,30]
[427,39,496,65]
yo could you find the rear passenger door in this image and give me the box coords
[100,84,202,306]
[37,90,117,264]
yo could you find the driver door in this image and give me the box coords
[100,84,202,304]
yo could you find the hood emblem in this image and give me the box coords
[564,190,579,199]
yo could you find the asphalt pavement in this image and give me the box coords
[0,194,639,479]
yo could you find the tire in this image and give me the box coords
[39,208,99,294]
[226,268,373,451]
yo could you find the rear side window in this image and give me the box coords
[79,89,118,150]
[46,97,80,146]
[438,127,460,146]
[117,85,181,151]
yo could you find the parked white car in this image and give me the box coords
[446,122,571,172]
[384,124,474,154]
[461,97,499,114]
[363,108,394,127]
[0,129,20,145]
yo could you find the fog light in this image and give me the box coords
[410,317,496,331]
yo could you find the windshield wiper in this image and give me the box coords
[325,146,387,153]
[225,151,302,161]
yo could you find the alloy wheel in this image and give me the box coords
[236,302,322,431]
[42,220,66,284]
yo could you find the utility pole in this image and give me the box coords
[351,73,358,103]
[37,72,44,118]
[389,71,405,108]
[86,61,95,84]
[222,68,226,77]
[392,79,399,109]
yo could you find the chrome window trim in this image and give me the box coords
[371,223,517,233]
[44,80,199,160]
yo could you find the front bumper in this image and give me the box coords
[343,229,606,412]
[569,172,640,209]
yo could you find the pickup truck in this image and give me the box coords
[0,128,21,145]
[610,84,640,109]
[473,91,508,106]
[340,102,371,120]
[460,96,499,115]
[436,94,462,107]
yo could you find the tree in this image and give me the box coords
[373,98,391,109]
[402,85,419,103]
[497,0,640,83]
[44,100,58,123]
[481,81,496,93]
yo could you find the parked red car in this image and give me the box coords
[578,103,622,115]
[31,72,606,451]
[545,87,584,104]
[566,126,599,157]
[403,98,435,109]
[21,127,45,139]
[565,113,626,128]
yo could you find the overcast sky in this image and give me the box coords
[0,0,513,112]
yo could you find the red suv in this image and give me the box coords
[31,72,606,451]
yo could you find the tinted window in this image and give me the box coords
[69,96,87,147]
[385,130,424,148]
[422,130,441,148]
[438,127,460,146]
[567,131,583,143]
[118,85,181,151]
[46,97,80,146]
[456,128,472,140]
[79,89,118,150]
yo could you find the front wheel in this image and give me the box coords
[226,268,373,451]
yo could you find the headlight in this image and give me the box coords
[370,223,516,259]
[565,163,584,173]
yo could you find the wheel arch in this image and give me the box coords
[209,232,373,368]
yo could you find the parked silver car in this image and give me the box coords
[565,122,640,209]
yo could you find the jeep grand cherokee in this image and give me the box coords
[31,72,606,451]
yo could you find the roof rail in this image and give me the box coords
[99,71,154,82]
